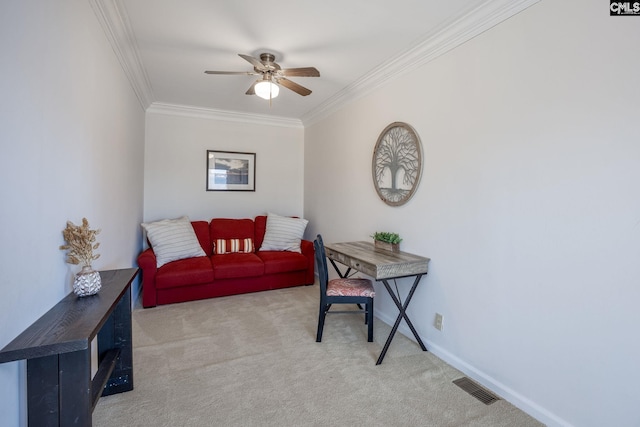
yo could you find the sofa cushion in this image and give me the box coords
[211,253,264,279]
[214,238,254,255]
[192,221,213,256]
[254,215,267,249]
[210,218,255,241]
[142,216,207,267]
[259,213,308,253]
[257,251,308,275]
[155,256,214,289]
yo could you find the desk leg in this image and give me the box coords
[60,349,92,426]
[98,285,133,396]
[27,349,92,427]
[27,355,59,426]
[376,275,427,365]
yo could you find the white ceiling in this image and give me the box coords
[93,0,537,125]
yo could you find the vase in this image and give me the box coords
[374,240,400,253]
[74,266,101,297]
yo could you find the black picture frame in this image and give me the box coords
[206,150,256,191]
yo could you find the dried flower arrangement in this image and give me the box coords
[60,218,101,268]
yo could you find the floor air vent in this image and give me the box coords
[453,377,500,405]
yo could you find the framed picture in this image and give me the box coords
[206,150,256,191]
[372,122,422,206]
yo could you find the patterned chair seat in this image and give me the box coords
[327,278,375,298]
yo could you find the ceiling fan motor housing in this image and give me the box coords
[260,53,276,63]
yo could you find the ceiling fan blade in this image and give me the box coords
[278,78,312,96]
[204,70,258,75]
[245,82,256,95]
[280,67,320,77]
[239,54,268,71]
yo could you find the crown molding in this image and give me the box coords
[91,0,539,127]
[301,0,540,127]
[90,0,154,109]
[146,103,304,129]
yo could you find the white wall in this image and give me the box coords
[304,1,640,426]
[144,110,305,222]
[0,1,145,426]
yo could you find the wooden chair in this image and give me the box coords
[314,234,375,342]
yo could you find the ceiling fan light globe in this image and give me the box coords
[255,81,279,100]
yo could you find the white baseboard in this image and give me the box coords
[374,311,572,427]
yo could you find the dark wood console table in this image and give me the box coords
[0,268,138,426]
[324,241,430,365]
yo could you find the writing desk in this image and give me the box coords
[324,241,430,365]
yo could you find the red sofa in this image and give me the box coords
[138,216,315,308]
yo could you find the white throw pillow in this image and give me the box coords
[141,216,206,268]
[259,213,309,253]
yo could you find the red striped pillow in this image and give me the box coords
[214,238,254,255]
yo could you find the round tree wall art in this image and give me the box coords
[372,122,423,206]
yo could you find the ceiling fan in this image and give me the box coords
[204,53,320,100]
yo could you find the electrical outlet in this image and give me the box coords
[434,313,443,331]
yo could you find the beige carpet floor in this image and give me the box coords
[93,284,543,426]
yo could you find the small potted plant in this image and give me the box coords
[60,218,102,296]
[371,231,402,253]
